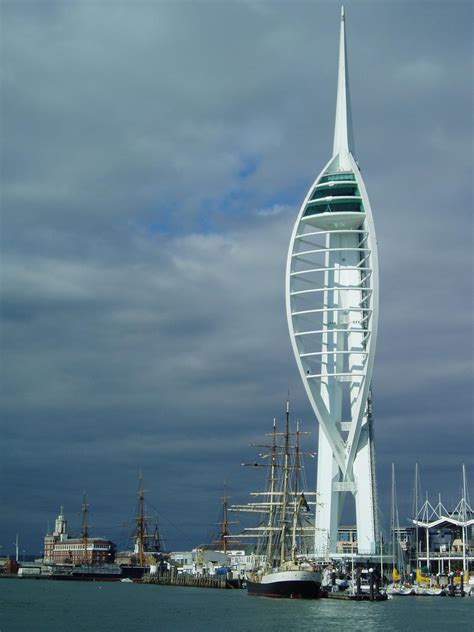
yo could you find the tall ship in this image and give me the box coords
[231,403,323,598]
[116,476,168,579]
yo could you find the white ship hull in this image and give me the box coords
[247,569,322,599]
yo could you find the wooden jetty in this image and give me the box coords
[143,572,242,589]
[326,591,388,601]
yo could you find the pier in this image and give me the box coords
[326,592,388,601]
[142,571,242,589]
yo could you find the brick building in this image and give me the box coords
[43,507,115,564]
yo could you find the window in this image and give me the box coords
[319,172,356,184]
[304,200,363,217]
[311,185,358,200]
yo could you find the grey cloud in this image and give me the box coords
[1,1,472,553]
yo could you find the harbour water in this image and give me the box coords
[0,580,472,632]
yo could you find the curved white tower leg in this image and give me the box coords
[285,7,379,558]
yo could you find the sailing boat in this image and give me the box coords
[231,403,322,598]
[117,476,166,579]
[386,465,414,596]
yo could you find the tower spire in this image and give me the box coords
[333,6,354,158]
[286,7,379,557]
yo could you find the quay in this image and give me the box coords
[326,591,388,601]
[143,572,242,590]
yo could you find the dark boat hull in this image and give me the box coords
[47,564,123,582]
[247,579,321,599]
[120,565,148,580]
[49,575,122,582]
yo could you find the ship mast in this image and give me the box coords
[230,406,317,566]
[291,421,301,561]
[391,464,403,578]
[391,464,396,574]
[222,483,229,554]
[81,493,89,564]
[279,401,291,565]
[136,476,146,567]
[213,482,239,553]
[461,464,468,574]
[265,419,278,566]
[413,463,420,568]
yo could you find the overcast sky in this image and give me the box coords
[1,0,472,555]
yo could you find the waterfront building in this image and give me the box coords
[411,498,473,574]
[169,546,265,579]
[227,548,266,577]
[43,507,115,564]
[170,547,228,576]
[336,526,358,556]
[286,7,379,557]
[169,551,195,573]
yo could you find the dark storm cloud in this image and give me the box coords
[1,0,472,553]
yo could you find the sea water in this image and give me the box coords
[0,579,472,632]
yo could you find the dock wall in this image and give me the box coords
[143,572,241,589]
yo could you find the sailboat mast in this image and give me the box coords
[394,468,402,578]
[462,464,467,574]
[414,463,419,568]
[390,464,395,574]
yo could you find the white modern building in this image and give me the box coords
[285,7,379,557]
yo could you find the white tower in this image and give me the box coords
[285,7,379,556]
[54,506,68,540]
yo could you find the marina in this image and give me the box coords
[1,5,472,631]
[1,9,472,602]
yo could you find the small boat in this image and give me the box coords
[414,585,445,596]
[120,578,134,583]
[386,583,415,596]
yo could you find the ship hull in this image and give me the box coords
[47,563,123,582]
[49,574,122,582]
[247,570,321,599]
[120,565,148,580]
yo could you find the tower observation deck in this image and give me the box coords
[285,7,379,557]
